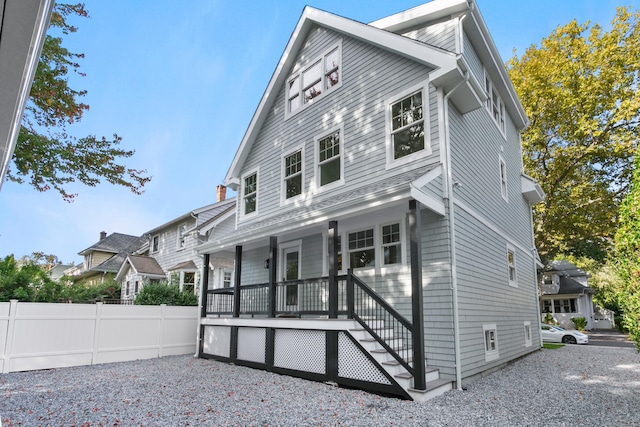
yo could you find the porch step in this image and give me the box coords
[407,379,453,402]
[349,327,394,339]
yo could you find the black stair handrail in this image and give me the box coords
[347,269,415,376]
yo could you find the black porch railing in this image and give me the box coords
[204,270,416,379]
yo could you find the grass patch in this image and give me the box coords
[543,342,565,349]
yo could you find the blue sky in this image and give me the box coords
[1,0,638,264]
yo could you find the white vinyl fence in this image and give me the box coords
[0,300,199,373]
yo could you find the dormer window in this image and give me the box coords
[286,41,342,118]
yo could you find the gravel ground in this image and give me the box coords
[1,345,639,427]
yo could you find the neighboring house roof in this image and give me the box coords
[558,276,595,296]
[195,202,236,236]
[78,233,146,256]
[144,198,236,236]
[546,260,588,277]
[223,3,488,189]
[47,263,73,281]
[115,255,166,282]
[0,0,54,190]
[167,260,197,271]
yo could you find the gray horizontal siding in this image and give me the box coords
[401,19,457,52]
[239,26,439,227]
[462,30,484,86]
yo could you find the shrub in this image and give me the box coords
[134,282,198,306]
[571,317,587,331]
[544,313,557,325]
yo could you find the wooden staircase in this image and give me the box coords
[349,324,452,402]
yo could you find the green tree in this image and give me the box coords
[0,255,57,301]
[507,7,640,262]
[7,3,150,202]
[134,282,198,306]
[613,153,640,350]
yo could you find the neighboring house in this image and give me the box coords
[46,263,74,281]
[540,260,595,330]
[196,0,544,401]
[116,186,236,301]
[64,232,147,286]
[0,0,54,190]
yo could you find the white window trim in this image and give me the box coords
[279,240,302,282]
[179,270,197,293]
[483,323,499,362]
[507,244,517,287]
[384,81,431,169]
[151,235,159,254]
[313,125,345,192]
[380,220,404,267]
[524,321,532,347]
[177,223,188,251]
[240,168,259,219]
[484,69,506,137]
[499,155,508,202]
[285,40,343,120]
[280,145,305,204]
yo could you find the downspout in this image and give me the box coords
[438,5,472,391]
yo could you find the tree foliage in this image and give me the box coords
[7,3,150,201]
[507,7,640,262]
[613,153,640,350]
[134,282,198,306]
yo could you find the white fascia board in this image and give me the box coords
[0,0,54,190]
[114,257,132,282]
[410,165,445,216]
[198,206,236,236]
[369,0,469,32]
[224,6,458,185]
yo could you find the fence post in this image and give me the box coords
[92,302,103,366]
[159,304,167,358]
[2,300,18,373]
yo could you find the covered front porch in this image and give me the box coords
[196,200,451,401]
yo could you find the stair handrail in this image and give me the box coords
[347,269,415,375]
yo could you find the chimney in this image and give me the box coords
[100,231,107,240]
[216,185,226,202]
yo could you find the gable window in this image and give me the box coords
[390,90,425,160]
[485,72,506,133]
[317,129,343,188]
[382,223,401,265]
[483,324,499,362]
[286,42,342,117]
[177,224,187,250]
[507,245,516,286]
[152,235,159,253]
[284,149,303,199]
[242,171,258,215]
[499,156,508,201]
[348,228,375,268]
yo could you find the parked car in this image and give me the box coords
[540,323,589,344]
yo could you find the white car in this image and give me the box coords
[540,323,588,344]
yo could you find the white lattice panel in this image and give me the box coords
[237,327,266,363]
[338,332,391,384]
[203,325,230,358]
[274,329,325,374]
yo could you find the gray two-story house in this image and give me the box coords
[196,0,544,401]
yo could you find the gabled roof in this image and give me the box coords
[558,276,594,296]
[115,255,166,282]
[195,202,236,236]
[78,233,146,256]
[144,198,236,236]
[224,4,465,188]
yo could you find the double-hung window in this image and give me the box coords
[284,149,303,200]
[152,235,159,253]
[499,156,508,201]
[286,42,342,116]
[177,224,187,250]
[507,245,516,286]
[317,129,342,187]
[382,223,401,265]
[242,171,258,215]
[485,71,506,133]
[348,228,375,268]
[390,90,425,161]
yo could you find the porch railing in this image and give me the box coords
[204,271,416,378]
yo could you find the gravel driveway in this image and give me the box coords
[1,345,639,426]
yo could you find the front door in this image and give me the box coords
[283,246,300,310]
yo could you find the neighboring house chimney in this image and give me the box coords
[216,185,226,202]
[100,231,107,240]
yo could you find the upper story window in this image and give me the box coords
[242,170,258,216]
[286,41,342,118]
[499,156,508,201]
[386,84,429,167]
[507,245,516,286]
[316,128,344,189]
[283,148,303,200]
[152,235,159,253]
[177,224,187,249]
[485,71,506,134]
